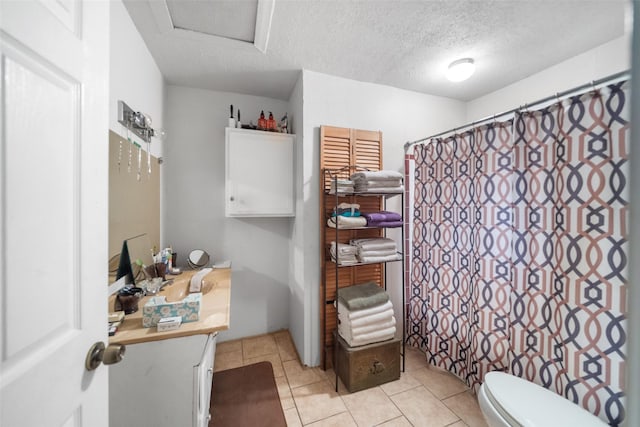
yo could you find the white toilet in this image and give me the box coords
[478,372,607,427]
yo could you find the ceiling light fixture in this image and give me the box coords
[446,58,475,82]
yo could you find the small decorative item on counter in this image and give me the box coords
[228,104,235,128]
[236,109,242,128]
[267,111,277,131]
[257,110,267,130]
[279,113,288,133]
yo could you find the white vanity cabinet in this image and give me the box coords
[109,333,217,427]
[225,128,295,217]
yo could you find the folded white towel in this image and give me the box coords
[327,216,367,229]
[354,179,402,188]
[341,326,396,347]
[358,253,401,263]
[339,316,396,341]
[353,185,405,193]
[342,307,395,328]
[358,248,398,257]
[344,300,394,320]
[351,170,403,181]
[350,238,396,249]
[330,242,357,256]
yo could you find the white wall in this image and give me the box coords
[294,70,466,365]
[466,35,631,122]
[163,85,292,341]
[109,0,165,159]
[288,72,306,359]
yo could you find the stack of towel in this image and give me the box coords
[330,241,358,265]
[327,202,367,228]
[362,211,403,228]
[338,282,396,347]
[327,216,366,228]
[330,179,355,194]
[350,170,404,193]
[350,237,400,263]
[333,202,360,217]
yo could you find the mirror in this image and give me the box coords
[108,130,160,285]
[187,249,210,269]
[112,233,155,285]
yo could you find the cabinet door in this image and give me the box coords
[225,128,295,217]
[194,333,217,427]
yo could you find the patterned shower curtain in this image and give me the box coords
[407,81,629,425]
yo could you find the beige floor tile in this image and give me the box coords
[446,422,468,427]
[275,375,296,410]
[403,347,429,372]
[376,416,413,426]
[283,407,303,427]
[213,350,243,372]
[442,391,488,427]
[390,386,459,427]
[380,372,421,396]
[341,387,402,426]
[409,366,469,399]
[283,359,325,389]
[306,411,357,427]
[291,380,348,425]
[315,367,352,395]
[215,339,242,355]
[242,334,278,359]
[243,353,285,378]
[275,332,299,362]
[272,329,290,341]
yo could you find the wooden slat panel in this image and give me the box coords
[320,125,385,369]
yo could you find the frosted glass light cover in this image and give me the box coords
[446,58,475,82]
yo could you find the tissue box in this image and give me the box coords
[142,293,202,328]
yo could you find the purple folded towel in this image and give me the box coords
[362,211,402,222]
[366,220,403,228]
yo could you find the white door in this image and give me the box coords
[0,1,109,426]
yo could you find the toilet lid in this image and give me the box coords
[483,372,607,427]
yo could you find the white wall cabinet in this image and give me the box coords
[109,333,217,427]
[225,128,295,217]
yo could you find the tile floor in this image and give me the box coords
[214,330,488,427]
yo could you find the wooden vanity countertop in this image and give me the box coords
[108,268,231,345]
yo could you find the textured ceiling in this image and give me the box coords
[123,0,628,101]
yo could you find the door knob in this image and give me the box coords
[85,341,126,371]
[103,344,126,365]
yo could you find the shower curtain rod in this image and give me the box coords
[404,69,631,151]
